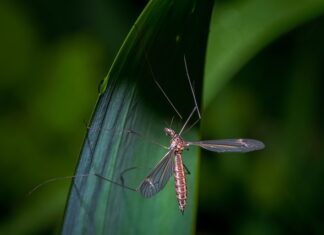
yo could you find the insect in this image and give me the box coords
[98,56,265,214]
[125,111,264,214]
[29,56,265,215]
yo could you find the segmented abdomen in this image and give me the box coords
[174,153,187,214]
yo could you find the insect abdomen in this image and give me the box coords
[174,153,187,214]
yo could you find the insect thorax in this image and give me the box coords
[170,135,185,154]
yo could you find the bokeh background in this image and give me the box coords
[0,0,323,234]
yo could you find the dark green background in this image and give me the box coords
[0,0,323,234]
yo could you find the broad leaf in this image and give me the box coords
[62,0,213,234]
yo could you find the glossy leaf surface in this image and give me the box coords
[62,0,213,234]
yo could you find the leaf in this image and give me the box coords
[62,0,213,234]
[203,0,324,107]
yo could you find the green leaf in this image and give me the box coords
[62,0,213,234]
[204,0,324,107]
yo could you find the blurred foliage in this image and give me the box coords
[0,0,323,235]
[0,0,143,234]
[200,4,324,235]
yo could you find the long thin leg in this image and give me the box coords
[127,129,168,149]
[86,124,168,150]
[94,173,137,192]
[183,55,201,119]
[183,164,191,175]
[179,106,197,135]
[182,116,200,135]
[119,166,138,186]
[153,79,183,120]
[146,54,183,120]
[27,174,90,196]
[177,56,202,135]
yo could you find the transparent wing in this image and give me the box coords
[138,150,174,198]
[187,139,265,153]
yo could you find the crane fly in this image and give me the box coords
[29,56,265,215]
[98,56,265,214]
[132,110,264,214]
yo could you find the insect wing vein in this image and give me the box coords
[138,150,174,198]
[188,139,265,153]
